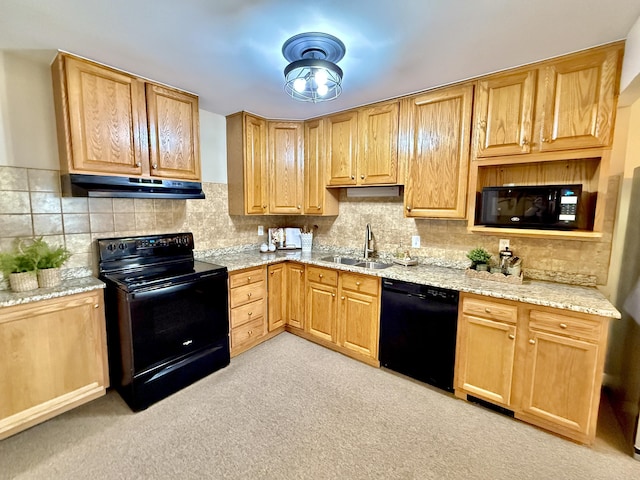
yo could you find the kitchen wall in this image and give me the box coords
[0,49,620,287]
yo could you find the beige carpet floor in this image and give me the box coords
[1,332,639,480]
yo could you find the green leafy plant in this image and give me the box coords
[466,247,492,266]
[29,237,71,269]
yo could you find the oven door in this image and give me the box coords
[117,270,229,378]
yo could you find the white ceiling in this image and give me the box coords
[2,0,640,120]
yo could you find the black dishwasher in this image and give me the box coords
[379,278,459,392]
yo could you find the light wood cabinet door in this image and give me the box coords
[268,121,303,214]
[326,111,358,186]
[538,47,621,151]
[0,290,108,440]
[474,70,536,157]
[243,114,268,214]
[304,119,339,215]
[59,55,147,176]
[267,264,286,331]
[306,281,337,343]
[455,314,517,407]
[286,263,306,330]
[146,84,201,180]
[338,288,379,359]
[402,84,474,218]
[357,101,399,184]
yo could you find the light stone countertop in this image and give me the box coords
[198,248,621,319]
[0,276,105,308]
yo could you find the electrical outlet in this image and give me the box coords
[411,235,420,248]
[257,225,264,236]
[499,239,510,251]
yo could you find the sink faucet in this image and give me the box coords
[364,223,374,260]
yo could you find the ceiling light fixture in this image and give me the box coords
[282,32,346,103]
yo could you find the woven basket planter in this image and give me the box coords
[37,268,62,288]
[9,271,39,292]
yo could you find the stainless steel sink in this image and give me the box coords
[355,261,393,269]
[320,256,361,265]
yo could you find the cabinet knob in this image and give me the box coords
[360,174,365,179]
[356,281,361,286]
[94,304,99,309]
[485,308,491,313]
[247,292,252,298]
[559,323,568,329]
[248,311,252,316]
[152,163,158,169]
[479,120,487,129]
[521,138,529,146]
[262,204,267,209]
[529,339,536,345]
[297,205,301,209]
[270,271,275,275]
[319,274,323,278]
[317,204,321,209]
[508,334,515,340]
[248,330,253,336]
[136,161,141,167]
[341,296,345,300]
[541,137,550,143]
[247,277,251,282]
[406,205,412,212]
[332,293,336,297]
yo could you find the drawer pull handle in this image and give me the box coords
[485,308,491,313]
[247,277,251,282]
[247,292,252,298]
[529,339,536,345]
[356,281,360,286]
[559,323,568,329]
[319,274,323,278]
[248,312,252,316]
[248,330,253,336]
[508,334,515,340]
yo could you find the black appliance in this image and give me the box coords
[478,184,587,229]
[379,278,459,392]
[63,174,205,199]
[98,232,229,411]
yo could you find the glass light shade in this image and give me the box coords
[284,58,343,103]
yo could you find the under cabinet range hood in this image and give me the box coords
[61,174,205,199]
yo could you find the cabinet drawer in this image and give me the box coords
[231,316,265,349]
[230,298,265,328]
[462,297,517,324]
[528,309,602,341]
[230,281,265,308]
[229,267,265,289]
[307,266,338,286]
[340,272,379,296]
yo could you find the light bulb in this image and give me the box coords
[315,68,328,86]
[316,83,328,96]
[293,78,306,93]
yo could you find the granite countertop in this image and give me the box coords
[199,248,621,319]
[0,276,105,308]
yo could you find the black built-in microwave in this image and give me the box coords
[478,184,591,230]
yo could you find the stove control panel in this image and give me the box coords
[98,233,194,261]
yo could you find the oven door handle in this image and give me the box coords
[129,277,222,300]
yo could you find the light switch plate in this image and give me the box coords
[258,225,264,236]
[411,235,420,248]
[499,239,510,251]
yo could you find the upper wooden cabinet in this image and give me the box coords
[304,119,339,215]
[268,121,304,214]
[227,112,268,215]
[51,52,201,181]
[326,101,400,186]
[538,47,621,152]
[145,84,201,180]
[401,84,474,218]
[474,70,537,158]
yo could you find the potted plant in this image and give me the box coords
[466,247,492,271]
[30,237,71,288]
[0,241,39,292]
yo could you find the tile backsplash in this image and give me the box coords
[0,166,618,286]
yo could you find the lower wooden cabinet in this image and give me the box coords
[0,289,108,440]
[267,264,286,331]
[228,266,268,356]
[286,263,306,330]
[454,292,610,444]
[304,266,380,366]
